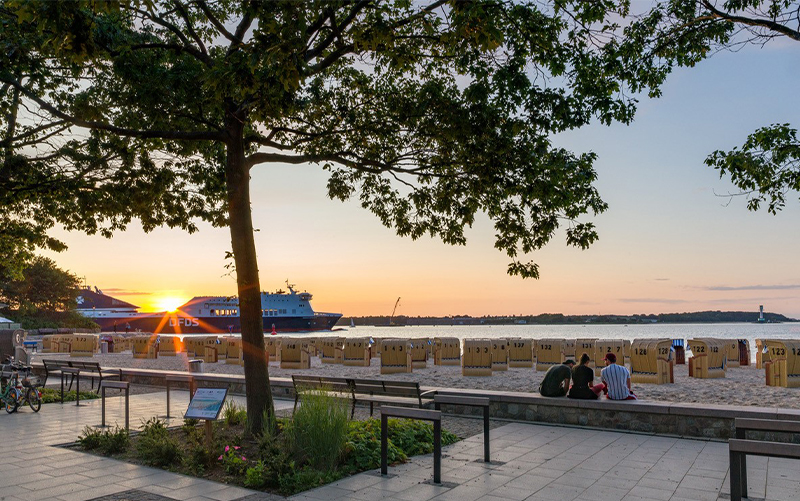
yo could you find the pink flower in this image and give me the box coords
[241,456,247,461]
[218,455,223,460]
[224,445,230,452]
[234,446,240,450]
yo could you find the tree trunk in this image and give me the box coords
[224,112,273,433]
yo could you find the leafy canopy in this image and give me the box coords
[0,0,676,279]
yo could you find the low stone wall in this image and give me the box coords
[33,363,800,440]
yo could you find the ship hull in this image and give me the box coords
[91,313,341,334]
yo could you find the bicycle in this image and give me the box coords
[0,363,21,413]
[1,361,41,413]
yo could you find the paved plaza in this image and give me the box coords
[0,389,798,501]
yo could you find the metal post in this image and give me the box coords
[75,372,80,406]
[433,419,442,484]
[736,427,747,495]
[381,414,389,476]
[483,405,490,463]
[166,380,171,418]
[60,372,64,404]
[101,385,106,427]
[729,450,742,501]
[124,386,130,431]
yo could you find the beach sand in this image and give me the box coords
[32,351,798,409]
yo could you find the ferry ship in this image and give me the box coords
[76,284,342,334]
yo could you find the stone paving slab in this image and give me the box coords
[0,390,293,501]
[292,421,800,501]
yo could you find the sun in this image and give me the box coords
[155,296,186,313]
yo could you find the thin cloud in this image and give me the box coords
[618,298,690,304]
[705,284,800,292]
[653,278,670,281]
[101,288,152,296]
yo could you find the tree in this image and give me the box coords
[0,256,96,328]
[1,0,667,430]
[620,0,800,213]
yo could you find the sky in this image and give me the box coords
[42,40,800,319]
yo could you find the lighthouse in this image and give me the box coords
[759,305,765,323]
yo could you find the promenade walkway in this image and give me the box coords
[0,389,797,501]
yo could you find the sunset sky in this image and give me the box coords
[43,42,800,318]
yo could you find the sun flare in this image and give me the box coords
[155,296,186,313]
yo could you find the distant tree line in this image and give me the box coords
[0,257,97,329]
[341,310,795,326]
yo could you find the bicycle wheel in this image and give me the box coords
[5,389,20,413]
[27,388,41,412]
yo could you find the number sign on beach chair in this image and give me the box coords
[409,338,429,369]
[57,334,73,354]
[574,338,597,372]
[535,338,564,371]
[380,339,412,374]
[724,340,741,368]
[132,335,158,359]
[562,339,577,360]
[433,337,461,366]
[594,339,625,376]
[491,339,509,371]
[280,339,311,369]
[629,339,673,384]
[158,336,182,356]
[462,339,492,376]
[70,334,98,357]
[687,338,726,378]
[319,337,343,364]
[265,336,284,362]
[764,340,800,387]
[224,337,243,365]
[343,338,371,367]
[508,338,533,368]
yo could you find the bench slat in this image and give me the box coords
[729,439,800,459]
[735,418,800,434]
[101,381,130,389]
[381,406,441,421]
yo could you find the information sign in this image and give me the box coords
[184,388,228,420]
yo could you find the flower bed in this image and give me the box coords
[76,390,459,495]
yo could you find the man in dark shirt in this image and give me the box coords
[539,359,575,397]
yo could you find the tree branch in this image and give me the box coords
[2,77,224,143]
[193,0,237,43]
[700,0,800,42]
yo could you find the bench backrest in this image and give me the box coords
[736,417,800,435]
[350,378,421,398]
[43,359,72,371]
[292,375,352,394]
[68,360,102,372]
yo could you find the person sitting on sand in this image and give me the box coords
[539,359,575,397]
[568,353,606,400]
[600,352,636,400]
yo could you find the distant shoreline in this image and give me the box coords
[341,310,797,327]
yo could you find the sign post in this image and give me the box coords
[184,387,228,448]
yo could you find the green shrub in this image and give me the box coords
[244,460,269,488]
[342,418,459,473]
[184,443,215,475]
[218,444,248,475]
[136,417,182,467]
[78,425,130,454]
[278,466,342,495]
[343,419,405,472]
[222,400,247,427]
[289,387,349,471]
[41,388,99,404]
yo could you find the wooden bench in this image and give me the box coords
[67,360,122,390]
[291,375,354,413]
[42,359,73,388]
[730,418,800,501]
[350,378,435,418]
[380,406,442,484]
